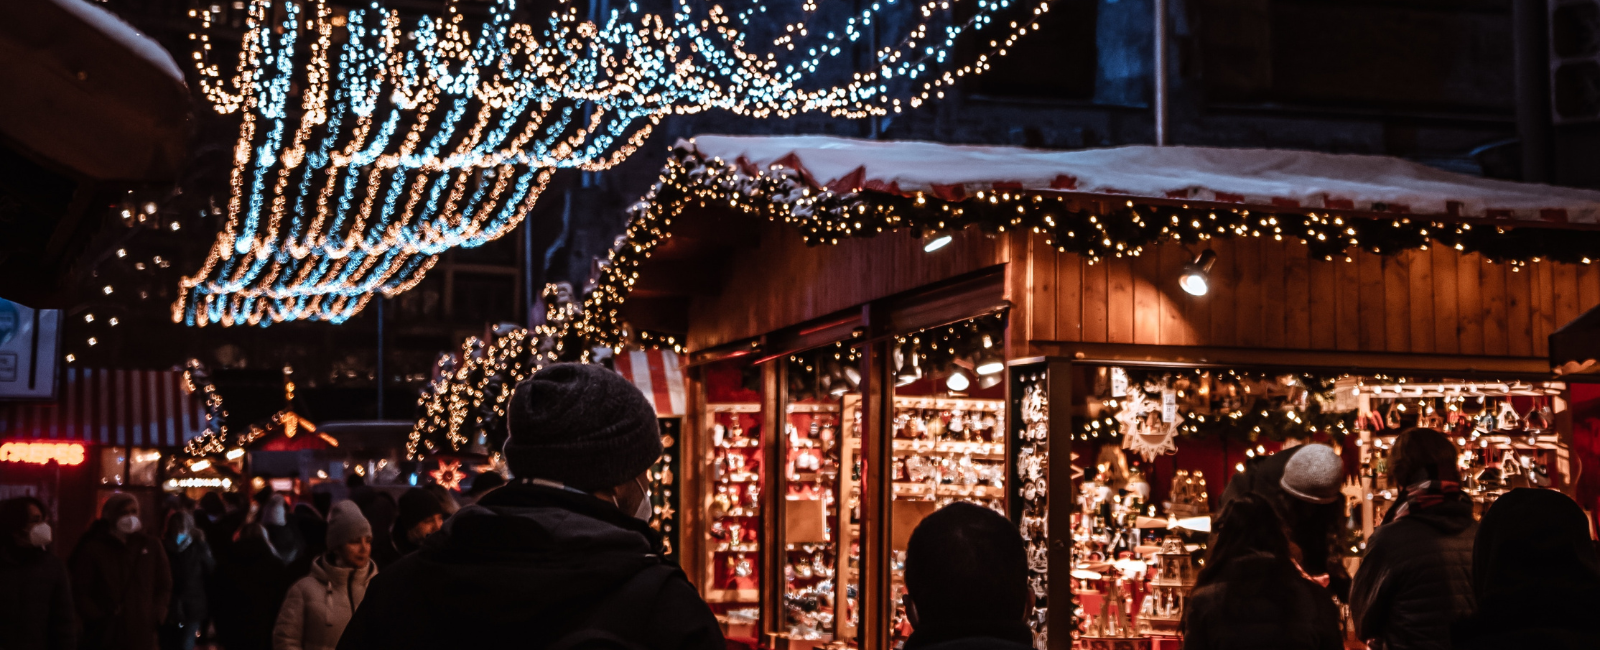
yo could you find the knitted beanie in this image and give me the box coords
[1280,444,1344,504]
[504,362,661,492]
[392,488,447,538]
[325,500,372,548]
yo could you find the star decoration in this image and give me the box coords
[429,458,465,491]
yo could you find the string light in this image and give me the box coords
[178,0,1053,326]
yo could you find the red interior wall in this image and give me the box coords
[1570,383,1600,532]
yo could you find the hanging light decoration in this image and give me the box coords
[175,0,1055,326]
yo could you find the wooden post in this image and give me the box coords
[760,361,788,643]
[681,366,708,593]
[860,337,896,650]
[1046,359,1076,650]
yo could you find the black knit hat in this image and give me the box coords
[505,363,661,492]
[392,488,446,538]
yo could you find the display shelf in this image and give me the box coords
[892,482,1007,499]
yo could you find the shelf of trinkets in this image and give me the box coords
[707,404,765,606]
[783,399,864,644]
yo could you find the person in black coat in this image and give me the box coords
[160,510,215,650]
[70,494,172,650]
[1451,489,1600,650]
[210,498,295,650]
[1220,443,1350,598]
[338,363,723,650]
[373,489,444,569]
[1183,493,1342,650]
[1350,428,1475,650]
[901,503,1034,650]
[0,496,76,650]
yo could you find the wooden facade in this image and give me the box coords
[677,214,1599,367]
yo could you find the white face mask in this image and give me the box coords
[631,476,653,522]
[115,514,141,535]
[28,523,52,548]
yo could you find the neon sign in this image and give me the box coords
[0,441,86,466]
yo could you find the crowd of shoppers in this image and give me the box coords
[5,369,1600,650]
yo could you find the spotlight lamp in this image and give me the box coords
[923,233,954,253]
[974,349,1005,376]
[1179,250,1219,297]
[946,370,971,392]
[896,343,923,386]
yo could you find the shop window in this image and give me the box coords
[98,446,127,486]
[885,314,1009,645]
[129,448,161,487]
[779,346,864,644]
[701,359,766,644]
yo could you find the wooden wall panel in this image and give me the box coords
[681,216,1597,364]
[1028,242,1596,362]
[683,219,1007,350]
[1481,263,1508,357]
[1456,253,1485,355]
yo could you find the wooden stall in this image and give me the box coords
[597,135,1600,650]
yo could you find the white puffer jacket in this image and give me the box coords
[272,555,377,650]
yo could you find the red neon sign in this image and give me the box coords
[0,441,86,466]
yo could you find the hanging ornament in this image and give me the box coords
[1115,386,1179,462]
[429,458,465,491]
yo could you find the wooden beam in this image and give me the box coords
[1034,341,1553,377]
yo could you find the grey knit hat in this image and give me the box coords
[1280,444,1344,504]
[326,500,372,548]
[505,363,661,492]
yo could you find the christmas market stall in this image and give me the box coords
[0,366,212,556]
[581,134,1600,650]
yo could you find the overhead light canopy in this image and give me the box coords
[1179,250,1218,296]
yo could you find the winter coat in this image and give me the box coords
[337,483,723,650]
[1221,446,1349,598]
[1451,489,1600,650]
[164,539,214,628]
[903,620,1034,650]
[1182,553,1343,650]
[1350,494,1475,650]
[69,520,172,650]
[211,531,293,650]
[272,555,376,650]
[0,541,77,650]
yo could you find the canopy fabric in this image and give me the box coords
[0,368,208,447]
[689,135,1600,225]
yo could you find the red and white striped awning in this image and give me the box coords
[0,368,208,447]
[613,350,686,417]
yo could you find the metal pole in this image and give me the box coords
[523,217,536,328]
[376,296,385,419]
[1153,0,1168,146]
[1513,0,1551,182]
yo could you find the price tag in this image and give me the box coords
[1162,389,1177,423]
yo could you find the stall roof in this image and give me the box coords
[690,135,1600,224]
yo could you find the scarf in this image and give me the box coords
[1390,478,1461,521]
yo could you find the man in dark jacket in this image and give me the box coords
[1350,428,1475,650]
[339,363,723,650]
[70,493,172,650]
[1221,443,1349,597]
[902,503,1034,650]
[0,496,77,650]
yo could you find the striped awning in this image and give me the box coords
[612,349,686,417]
[0,368,208,446]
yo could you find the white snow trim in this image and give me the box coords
[52,0,186,86]
[689,134,1600,224]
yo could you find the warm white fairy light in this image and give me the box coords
[177,0,1051,326]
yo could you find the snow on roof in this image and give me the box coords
[52,0,185,85]
[689,135,1600,225]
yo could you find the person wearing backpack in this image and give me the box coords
[336,363,723,650]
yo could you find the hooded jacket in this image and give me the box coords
[1451,489,1600,650]
[0,541,77,650]
[164,535,214,628]
[1182,553,1343,650]
[1349,492,1475,650]
[336,483,722,650]
[272,555,376,650]
[68,519,172,650]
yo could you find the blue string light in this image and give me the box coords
[178,0,1052,326]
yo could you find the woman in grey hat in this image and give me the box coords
[272,501,376,650]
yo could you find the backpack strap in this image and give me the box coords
[546,563,680,650]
